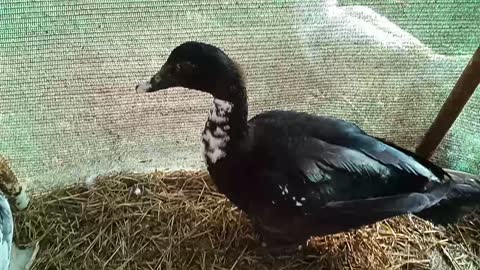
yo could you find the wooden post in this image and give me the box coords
[416,46,480,159]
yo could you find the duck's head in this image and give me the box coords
[135,41,244,101]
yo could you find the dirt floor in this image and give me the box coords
[12,171,480,270]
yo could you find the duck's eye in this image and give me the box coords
[175,63,182,71]
[175,62,195,75]
[154,73,162,81]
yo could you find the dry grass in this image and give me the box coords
[11,171,480,270]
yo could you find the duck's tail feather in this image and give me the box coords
[415,169,480,225]
[8,242,39,270]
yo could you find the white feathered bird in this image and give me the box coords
[0,190,38,270]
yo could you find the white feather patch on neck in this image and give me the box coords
[213,98,233,113]
[208,98,233,124]
[202,98,234,164]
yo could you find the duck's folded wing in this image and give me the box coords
[308,131,443,180]
[294,136,444,202]
[294,137,453,224]
[300,185,450,234]
[322,185,449,217]
[252,111,445,184]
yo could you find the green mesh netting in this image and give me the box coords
[1,0,479,192]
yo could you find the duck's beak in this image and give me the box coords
[136,65,175,93]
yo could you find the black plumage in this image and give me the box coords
[135,41,480,253]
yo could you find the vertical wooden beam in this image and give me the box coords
[416,46,480,159]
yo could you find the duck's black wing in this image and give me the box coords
[247,111,450,217]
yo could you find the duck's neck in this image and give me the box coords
[202,89,248,165]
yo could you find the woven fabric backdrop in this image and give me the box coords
[1,0,479,192]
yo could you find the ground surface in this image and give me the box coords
[13,171,480,270]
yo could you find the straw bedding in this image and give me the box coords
[9,171,480,270]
